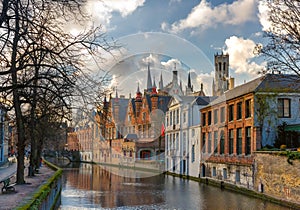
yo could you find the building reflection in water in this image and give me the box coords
[61,163,290,210]
[62,163,165,208]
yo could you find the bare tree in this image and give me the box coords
[0,0,117,183]
[255,0,300,75]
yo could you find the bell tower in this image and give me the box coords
[213,53,229,96]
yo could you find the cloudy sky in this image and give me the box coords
[82,0,270,96]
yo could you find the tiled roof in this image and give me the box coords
[208,74,300,107]
[194,96,217,105]
[255,74,300,92]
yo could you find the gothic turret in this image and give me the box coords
[151,78,158,111]
[169,63,183,96]
[135,83,142,117]
[135,83,142,101]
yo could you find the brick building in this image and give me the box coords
[200,74,300,189]
[124,82,171,160]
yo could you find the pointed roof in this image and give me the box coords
[159,72,164,90]
[153,75,156,88]
[136,83,141,93]
[135,83,142,101]
[146,63,152,90]
[151,76,158,96]
[187,71,192,88]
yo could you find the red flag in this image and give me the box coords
[161,123,165,137]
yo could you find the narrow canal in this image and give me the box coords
[58,163,290,210]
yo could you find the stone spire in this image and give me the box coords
[186,71,194,95]
[146,63,152,91]
[169,63,183,96]
[151,76,157,95]
[159,72,164,90]
[153,75,156,88]
[187,72,192,89]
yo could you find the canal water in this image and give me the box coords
[58,162,290,210]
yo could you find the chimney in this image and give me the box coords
[228,77,235,90]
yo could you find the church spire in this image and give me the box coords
[137,83,141,93]
[151,75,157,95]
[153,75,156,88]
[146,63,152,91]
[159,71,164,90]
[188,71,192,89]
[185,71,194,95]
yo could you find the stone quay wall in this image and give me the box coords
[253,151,300,207]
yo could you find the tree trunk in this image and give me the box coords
[28,67,39,176]
[11,0,26,184]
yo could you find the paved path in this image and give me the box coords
[0,160,54,210]
[0,162,17,181]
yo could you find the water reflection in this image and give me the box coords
[59,163,291,210]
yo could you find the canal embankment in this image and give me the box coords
[166,151,300,210]
[63,150,300,209]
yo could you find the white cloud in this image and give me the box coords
[103,0,145,17]
[140,54,161,68]
[161,58,182,71]
[85,0,145,27]
[224,36,265,75]
[258,1,272,31]
[163,0,257,33]
[192,71,214,95]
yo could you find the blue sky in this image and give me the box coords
[82,0,270,96]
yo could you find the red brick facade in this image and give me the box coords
[200,92,258,165]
